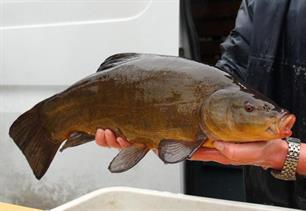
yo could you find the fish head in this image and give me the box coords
[202,87,295,142]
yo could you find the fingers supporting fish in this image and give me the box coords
[95,129,107,147]
[95,128,130,149]
[105,129,121,148]
[191,140,288,169]
[213,141,264,163]
[190,148,231,165]
[117,137,131,148]
[95,128,119,148]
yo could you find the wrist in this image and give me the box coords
[266,140,288,170]
[271,137,301,180]
[297,143,306,175]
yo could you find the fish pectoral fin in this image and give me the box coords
[158,139,205,163]
[108,144,149,173]
[196,130,214,148]
[59,132,95,152]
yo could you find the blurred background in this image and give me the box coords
[0,0,242,209]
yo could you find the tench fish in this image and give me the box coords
[9,53,296,179]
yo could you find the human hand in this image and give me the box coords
[95,129,288,170]
[191,139,288,170]
[95,129,163,155]
[95,129,131,148]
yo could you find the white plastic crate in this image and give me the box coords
[51,187,300,211]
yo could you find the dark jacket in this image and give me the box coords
[216,0,306,209]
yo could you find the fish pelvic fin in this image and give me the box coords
[158,139,206,163]
[9,104,60,180]
[97,53,140,71]
[60,132,95,152]
[108,144,149,173]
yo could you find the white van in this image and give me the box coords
[0,0,180,209]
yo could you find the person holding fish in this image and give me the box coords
[8,0,306,210]
[95,0,306,209]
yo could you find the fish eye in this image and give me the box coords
[244,101,255,112]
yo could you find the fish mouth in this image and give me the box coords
[279,113,296,137]
[266,113,295,138]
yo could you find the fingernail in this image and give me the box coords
[214,141,224,151]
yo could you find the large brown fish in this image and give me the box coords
[9,53,295,179]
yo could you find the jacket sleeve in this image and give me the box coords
[215,0,254,82]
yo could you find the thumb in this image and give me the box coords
[213,141,265,163]
[213,141,244,163]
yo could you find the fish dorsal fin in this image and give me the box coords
[97,53,140,72]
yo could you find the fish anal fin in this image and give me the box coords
[158,139,205,164]
[60,132,95,152]
[108,144,149,173]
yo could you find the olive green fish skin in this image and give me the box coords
[39,54,237,147]
[10,53,294,179]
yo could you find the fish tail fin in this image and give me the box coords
[9,104,61,179]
